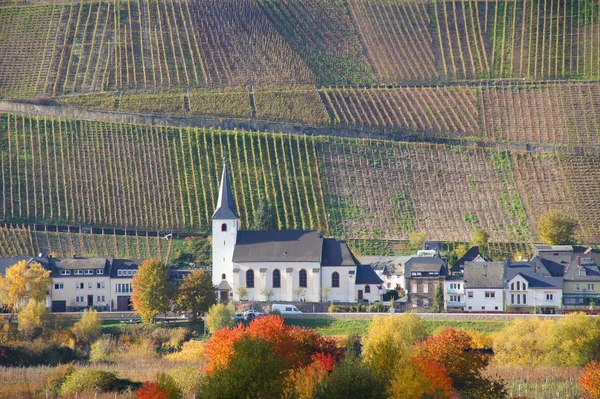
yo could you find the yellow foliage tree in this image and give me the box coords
[361,313,428,380]
[18,300,48,339]
[72,309,102,349]
[131,259,172,323]
[544,312,600,367]
[493,317,554,366]
[537,210,578,245]
[0,260,51,313]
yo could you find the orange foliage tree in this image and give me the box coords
[285,352,336,399]
[135,382,168,399]
[580,361,600,399]
[203,315,343,374]
[388,356,452,399]
[415,328,506,398]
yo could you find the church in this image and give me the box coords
[211,165,382,303]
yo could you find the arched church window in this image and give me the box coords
[299,269,307,288]
[365,285,371,293]
[221,223,227,232]
[331,272,340,288]
[221,273,226,280]
[273,269,281,288]
[246,269,255,288]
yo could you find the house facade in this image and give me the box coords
[505,260,563,313]
[463,261,504,312]
[211,165,381,303]
[405,256,446,310]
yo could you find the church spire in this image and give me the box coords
[212,163,239,220]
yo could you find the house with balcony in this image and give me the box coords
[563,255,600,310]
[463,261,504,312]
[444,275,465,311]
[109,259,143,311]
[505,260,563,314]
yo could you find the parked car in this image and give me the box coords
[271,304,303,314]
[234,313,244,322]
[244,309,265,320]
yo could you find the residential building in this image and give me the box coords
[449,246,485,275]
[212,164,381,303]
[109,259,143,311]
[505,260,563,313]
[463,261,504,312]
[405,256,446,310]
[444,275,465,311]
[563,255,600,310]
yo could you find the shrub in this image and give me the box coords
[388,357,452,399]
[165,340,204,362]
[205,302,236,334]
[59,369,119,394]
[135,382,169,399]
[168,366,203,398]
[580,361,600,399]
[18,300,48,339]
[71,309,102,349]
[315,356,383,399]
[493,318,554,366]
[155,373,183,399]
[0,341,81,366]
[45,364,76,397]
[90,335,116,363]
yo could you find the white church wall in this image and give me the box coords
[212,219,238,287]
[321,266,355,302]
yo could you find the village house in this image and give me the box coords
[463,261,504,312]
[505,259,563,314]
[211,164,382,303]
[405,255,447,310]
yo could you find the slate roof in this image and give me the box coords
[563,257,600,282]
[109,259,144,278]
[233,230,323,263]
[359,255,410,276]
[52,257,108,270]
[506,261,563,289]
[321,239,359,267]
[463,261,504,289]
[405,256,446,275]
[355,264,383,285]
[451,246,485,273]
[212,165,239,220]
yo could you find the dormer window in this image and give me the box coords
[221,223,227,232]
[97,269,104,275]
[60,270,71,276]
[74,270,83,275]
[85,269,94,275]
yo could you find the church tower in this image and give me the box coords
[212,164,239,298]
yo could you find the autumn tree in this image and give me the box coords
[471,228,489,248]
[0,260,51,313]
[361,314,428,380]
[415,328,506,398]
[131,259,172,323]
[537,210,578,245]
[205,302,236,335]
[544,312,600,366]
[431,282,445,313]
[284,353,334,399]
[175,269,216,322]
[72,308,102,350]
[202,336,288,399]
[18,300,48,339]
[408,231,427,250]
[315,356,383,399]
[493,317,554,366]
[387,357,452,399]
[580,361,600,399]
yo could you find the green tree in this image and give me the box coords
[131,259,172,323]
[250,195,275,230]
[72,308,102,350]
[205,302,236,334]
[361,314,428,380]
[173,237,212,266]
[202,336,287,399]
[471,228,489,248]
[538,210,578,245]
[315,356,383,399]
[408,231,427,250]
[0,260,51,313]
[260,287,274,301]
[175,269,216,322]
[431,282,445,313]
[237,286,248,301]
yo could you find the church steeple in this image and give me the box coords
[212,163,239,220]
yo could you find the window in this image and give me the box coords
[450,283,461,290]
[468,306,472,310]
[523,294,527,304]
[523,283,527,290]
[411,282,418,293]
[74,270,83,275]
[246,269,255,288]
[221,273,226,280]
[485,292,495,298]
[517,294,520,304]
[54,283,64,290]
[482,306,485,310]
[412,298,418,308]
[85,269,93,275]
[467,291,474,298]
[423,299,429,308]
[365,285,371,293]
[511,282,514,290]
[97,282,105,289]
[273,269,281,288]
[97,269,104,275]
[88,282,92,289]
[495,307,499,310]
[116,283,132,293]
[76,282,84,290]
[422,283,429,294]
[576,284,581,291]
[299,269,307,288]
[60,270,71,276]
[76,296,84,303]
[450,295,460,302]
[221,223,227,232]
[331,272,339,288]
[546,294,554,301]
[117,270,123,277]
[97,296,105,302]
[517,281,520,290]
[588,284,596,291]
[511,294,515,304]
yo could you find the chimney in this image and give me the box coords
[578,256,582,266]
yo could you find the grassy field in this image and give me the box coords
[284,317,508,336]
